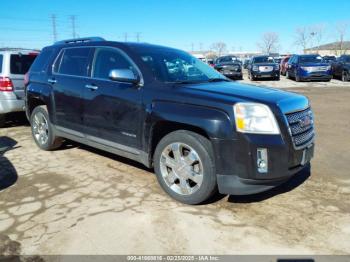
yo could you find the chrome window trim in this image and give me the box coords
[51,45,144,86]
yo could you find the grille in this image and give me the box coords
[285,107,315,148]
[259,66,273,72]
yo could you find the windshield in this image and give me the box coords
[299,56,323,63]
[135,47,226,83]
[253,56,275,63]
[217,56,239,64]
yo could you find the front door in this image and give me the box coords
[82,47,143,150]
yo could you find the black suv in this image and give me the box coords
[214,55,243,80]
[248,55,280,81]
[331,55,350,82]
[26,37,315,204]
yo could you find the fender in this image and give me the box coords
[26,81,56,122]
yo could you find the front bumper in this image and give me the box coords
[212,135,314,195]
[252,70,280,79]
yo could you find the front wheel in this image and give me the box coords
[295,71,301,82]
[286,70,290,79]
[31,105,63,151]
[154,130,217,205]
[342,71,349,82]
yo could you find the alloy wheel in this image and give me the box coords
[32,112,49,145]
[159,142,204,195]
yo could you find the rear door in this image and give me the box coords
[9,51,38,99]
[82,46,143,150]
[50,47,94,133]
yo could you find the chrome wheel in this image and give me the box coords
[342,72,348,82]
[159,142,203,195]
[32,112,49,145]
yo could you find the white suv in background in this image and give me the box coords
[0,48,39,127]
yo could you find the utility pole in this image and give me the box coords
[135,32,141,42]
[70,15,76,39]
[191,43,194,52]
[51,14,57,43]
[199,43,203,51]
[124,32,128,42]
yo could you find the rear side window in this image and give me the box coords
[56,48,92,77]
[10,54,37,75]
[30,48,54,73]
[0,55,3,73]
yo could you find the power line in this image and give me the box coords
[70,15,76,39]
[51,14,57,43]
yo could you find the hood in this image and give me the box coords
[253,63,276,66]
[180,81,309,114]
[299,62,329,67]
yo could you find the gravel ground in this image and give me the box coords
[0,79,350,255]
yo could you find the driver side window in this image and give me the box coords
[92,48,136,80]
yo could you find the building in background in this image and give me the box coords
[305,41,350,56]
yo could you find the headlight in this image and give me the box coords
[234,103,280,134]
[252,65,259,71]
[326,65,331,70]
[274,64,280,70]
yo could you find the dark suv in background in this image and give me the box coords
[214,55,243,80]
[331,55,350,82]
[26,37,315,204]
[248,55,280,81]
[286,54,332,82]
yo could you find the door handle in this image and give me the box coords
[85,84,98,90]
[48,78,57,84]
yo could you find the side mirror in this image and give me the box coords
[109,69,140,84]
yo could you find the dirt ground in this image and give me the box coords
[1,77,350,255]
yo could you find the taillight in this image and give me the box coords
[0,76,14,92]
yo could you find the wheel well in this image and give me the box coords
[150,121,210,161]
[28,98,46,117]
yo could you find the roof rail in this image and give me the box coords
[54,37,105,45]
[0,47,40,52]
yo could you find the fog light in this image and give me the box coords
[257,148,268,173]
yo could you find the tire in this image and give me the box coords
[275,76,280,81]
[286,70,290,79]
[154,130,217,205]
[30,105,63,151]
[342,71,349,82]
[295,71,301,82]
[0,114,5,128]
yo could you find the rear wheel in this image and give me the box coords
[342,71,349,82]
[31,105,63,151]
[0,114,5,128]
[154,130,217,205]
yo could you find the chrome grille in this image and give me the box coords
[286,108,315,148]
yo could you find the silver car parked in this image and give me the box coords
[0,48,39,127]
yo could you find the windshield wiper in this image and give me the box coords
[208,78,230,82]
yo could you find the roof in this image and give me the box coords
[306,41,350,51]
[0,47,40,52]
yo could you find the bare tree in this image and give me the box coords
[257,32,280,54]
[309,24,326,51]
[335,22,348,55]
[295,27,311,53]
[210,42,227,57]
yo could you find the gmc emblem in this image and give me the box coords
[299,115,313,128]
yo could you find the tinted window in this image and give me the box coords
[217,56,238,63]
[30,48,54,73]
[0,55,3,73]
[92,48,135,79]
[253,56,275,63]
[10,54,37,74]
[299,55,323,63]
[58,48,92,76]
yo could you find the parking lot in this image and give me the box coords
[1,75,350,255]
